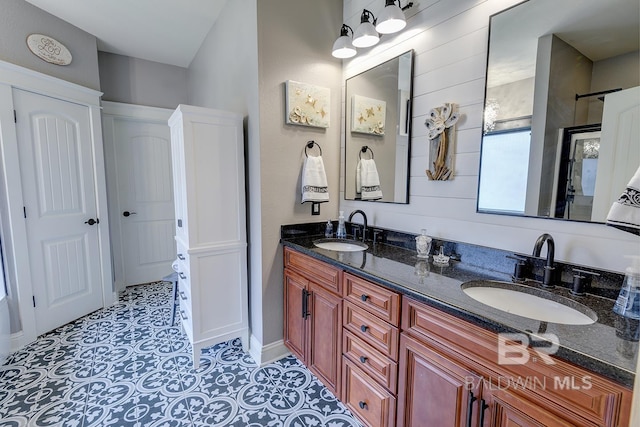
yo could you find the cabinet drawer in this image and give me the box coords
[343,330,397,394]
[344,301,399,361]
[401,297,633,427]
[284,247,342,294]
[342,356,396,427]
[344,273,400,326]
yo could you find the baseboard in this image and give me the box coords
[249,335,290,366]
[10,330,24,353]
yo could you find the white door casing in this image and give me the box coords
[102,102,175,290]
[591,86,640,221]
[14,89,104,335]
[0,60,113,350]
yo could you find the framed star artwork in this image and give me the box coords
[285,80,330,128]
[351,95,386,135]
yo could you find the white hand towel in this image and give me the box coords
[357,158,383,200]
[606,165,640,235]
[301,155,329,203]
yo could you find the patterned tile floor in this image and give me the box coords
[0,282,362,427]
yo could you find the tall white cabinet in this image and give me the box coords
[169,104,249,368]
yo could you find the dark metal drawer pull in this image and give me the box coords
[359,356,368,364]
[361,294,368,301]
[360,325,368,333]
[358,401,367,410]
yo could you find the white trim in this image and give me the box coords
[0,59,102,106]
[101,101,173,122]
[10,330,24,353]
[249,334,290,366]
[0,83,37,345]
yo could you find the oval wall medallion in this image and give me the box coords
[26,34,73,66]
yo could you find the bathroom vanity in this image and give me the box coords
[281,224,635,427]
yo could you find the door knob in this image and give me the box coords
[84,218,98,225]
[122,211,137,217]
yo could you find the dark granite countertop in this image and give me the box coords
[281,228,638,389]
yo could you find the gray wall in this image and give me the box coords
[187,0,343,350]
[98,52,188,109]
[0,0,100,90]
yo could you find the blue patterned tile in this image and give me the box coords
[0,281,362,426]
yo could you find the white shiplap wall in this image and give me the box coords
[339,0,639,273]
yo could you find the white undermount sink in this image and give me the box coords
[461,280,597,325]
[313,238,368,252]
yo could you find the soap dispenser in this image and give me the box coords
[336,211,347,239]
[613,256,640,319]
[325,220,333,238]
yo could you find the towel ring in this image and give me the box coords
[359,146,374,160]
[305,140,322,157]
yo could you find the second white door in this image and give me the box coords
[104,106,176,287]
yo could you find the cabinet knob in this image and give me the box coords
[359,356,368,364]
[122,211,137,217]
[360,325,368,333]
[84,218,98,225]
[358,401,367,410]
[361,294,368,302]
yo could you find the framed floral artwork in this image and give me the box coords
[351,95,386,135]
[285,80,330,128]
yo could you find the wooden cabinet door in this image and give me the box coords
[397,333,482,427]
[308,282,342,397]
[283,268,307,362]
[482,382,576,427]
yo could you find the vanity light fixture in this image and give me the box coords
[332,24,357,58]
[376,0,414,34]
[352,9,380,48]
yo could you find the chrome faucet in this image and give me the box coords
[532,233,555,288]
[348,210,368,242]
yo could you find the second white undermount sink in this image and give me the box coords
[313,238,368,252]
[461,280,597,325]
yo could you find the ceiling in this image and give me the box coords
[24,0,228,67]
[488,0,639,87]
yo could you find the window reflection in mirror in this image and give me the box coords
[344,50,413,204]
[477,0,639,222]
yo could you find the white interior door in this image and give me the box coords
[14,89,103,335]
[591,86,640,221]
[108,113,175,286]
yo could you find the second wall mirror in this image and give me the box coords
[344,50,413,204]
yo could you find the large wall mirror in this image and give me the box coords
[345,50,413,204]
[478,0,639,222]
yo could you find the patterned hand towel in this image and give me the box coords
[606,165,640,235]
[301,155,329,203]
[356,158,383,200]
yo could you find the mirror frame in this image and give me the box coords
[477,0,639,223]
[344,50,414,204]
